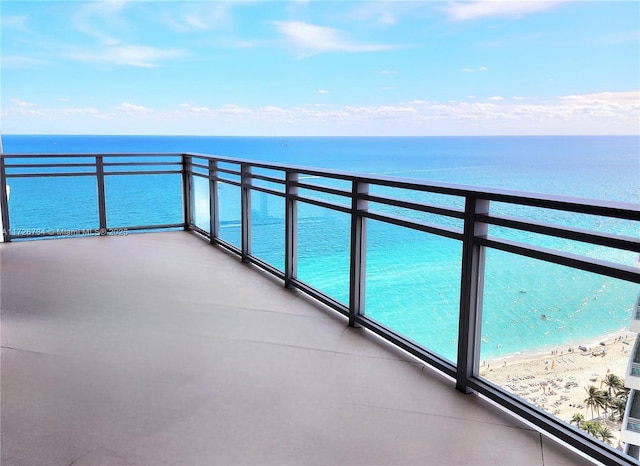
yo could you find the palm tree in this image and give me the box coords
[610,396,627,421]
[570,413,585,429]
[595,424,615,445]
[582,420,600,436]
[584,385,605,418]
[603,373,624,398]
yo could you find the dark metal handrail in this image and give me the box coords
[1,151,638,465]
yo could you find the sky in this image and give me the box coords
[1,0,639,136]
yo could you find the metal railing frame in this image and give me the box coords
[1,151,639,465]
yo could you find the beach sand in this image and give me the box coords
[482,332,637,447]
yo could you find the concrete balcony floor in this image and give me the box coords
[1,232,591,465]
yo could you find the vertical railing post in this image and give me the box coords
[240,163,252,263]
[0,155,11,242]
[95,156,107,235]
[456,196,489,393]
[209,159,219,244]
[349,181,369,328]
[182,155,193,230]
[285,171,298,288]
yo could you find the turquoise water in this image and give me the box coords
[3,135,638,361]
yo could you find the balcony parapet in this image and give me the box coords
[625,334,640,391]
[622,392,640,445]
[630,292,640,333]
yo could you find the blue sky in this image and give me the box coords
[2,0,639,135]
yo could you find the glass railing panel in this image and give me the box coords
[251,178,284,194]
[630,391,640,418]
[216,161,241,184]
[627,419,640,432]
[6,176,98,236]
[487,202,638,267]
[190,157,209,176]
[217,181,241,249]
[5,156,96,176]
[105,174,182,228]
[487,224,638,267]
[192,175,210,233]
[296,176,351,208]
[296,201,350,305]
[251,167,284,178]
[364,219,462,363]
[367,201,463,231]
[250,191,284,271]
[297,187,350,209]
[251,167,285,195]
[491,202,638,238]
[368,184,466,212]
[297,174,351,193]
[481,248,637,446]
[104,155,182,174]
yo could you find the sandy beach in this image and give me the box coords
[482,332,637,446]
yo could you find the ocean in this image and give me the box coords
[2,135,639,362]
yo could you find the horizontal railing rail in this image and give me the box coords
[1,151,639,465]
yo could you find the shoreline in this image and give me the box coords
[482,331,636,447]
[482,326,633,368]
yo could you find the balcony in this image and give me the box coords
[630,292,640,333]
[626,332,640,390]
[1,231,590,465]
[622,391,640,446]
[1,151,638,465]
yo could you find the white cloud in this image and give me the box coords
[488,96,504,101]
[378,70,397,75]
[318,89,329,94]
[4,91,637,136]
[12,99,36,107]
[217,105,252,116]
[69,45,185,67]
[349,2,424,27]
[444,1,566,21]
[344,105,418,119]
[168,3,234,32]
[62,107,102,116]
[180,103,212,115]
[178,14,209,31]
[463,66,489,73]
[1,55,48,69]
[176,103,252,118]
[2,15,30,32]
[71,0,129,46]
[350,3,398,25]
[3,99,45,118]
[272,21,395,57]
[117,102,153,114]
